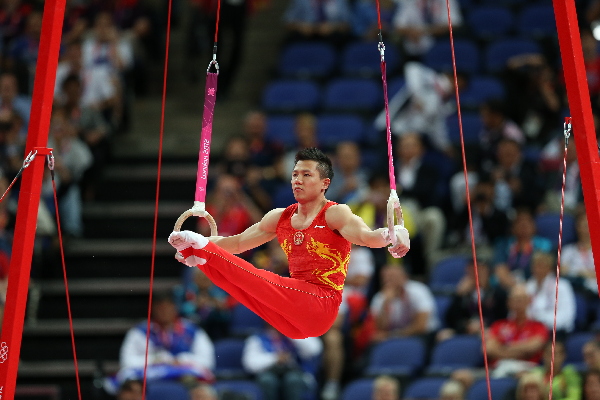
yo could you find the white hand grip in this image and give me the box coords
[386,190,404,246]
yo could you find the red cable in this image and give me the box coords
[548,137,570,400]
[443,1,492,399]
[214,0,221,43]
[142,0,172,395]
[51,176,82,400]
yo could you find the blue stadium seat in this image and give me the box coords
[426,335,483,375]
[322,78,381,113]
[534,212,577,247]
[262,80,320,113]
[575,292,590,332]
[460,76,505,109]
[388,77,406,97]
[214,380,264,400]
[446,112,482,145]
[467,378,517,400]
[341,41,400,77]
[272,185,296,208]
[230,304,265,337]
[518,5,557,38]
[266,115,296,148]
[215,338,247,379]
[365,337,426,377]
[565,332,595,370]
[484,39,542,73]
[317,115,365,147]
[341,379,375,400]
[147,381,190,400]
[403,377,447,399]
[435,295,453,329]
[467,7,514,39]
[430,255,469,294]
[424,39,480,74]
[279,42,337,78]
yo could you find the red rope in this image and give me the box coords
[443,1,492,399]
[214,0,221,43]
[50,170,82,400]
[548,131,570,400]
[142,0,172,395]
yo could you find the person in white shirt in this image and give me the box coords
[562,213,597,293]
[117,291,215,387]
[526,252,576,332]
[370,264,439,342]
[242,324,322,400]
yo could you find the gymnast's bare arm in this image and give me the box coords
[208,208,285,254]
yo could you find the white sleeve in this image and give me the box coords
[370,292,385,316]
[557,279,576,332]
[242,336,278,374]
[176,329,215,371]
[119,328,150,369]
[393,0,420,28]
[292,337,323,359]
[409,282,435,313]
[118,39,134,70]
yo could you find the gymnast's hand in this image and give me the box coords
[168,230,209,267]
[383,225,410,258]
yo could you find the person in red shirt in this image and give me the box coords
[169,148,410,339]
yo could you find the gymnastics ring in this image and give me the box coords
[386,190,404,246]
[174,201,218,236]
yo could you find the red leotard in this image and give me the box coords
[179,201,352,338]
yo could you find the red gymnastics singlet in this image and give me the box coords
[276,201,352,293]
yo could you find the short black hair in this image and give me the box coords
[294,147,334,181]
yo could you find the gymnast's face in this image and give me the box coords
[292,160,330,202]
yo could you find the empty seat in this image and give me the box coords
[279,42,337,78]
[147,381,190,400]
[265,115,296,148]
[341,41,400,77]
[262,80,320,113]
[404,377,447,399]
[317,115,365,147]
[460,76,505,108]
[466,377,517,400]
[426,335,483,375]
[322,78,381,113]
[341,378,375,400]
[365,337,426,377]
[534,212,577,247]
[484,39,542,73]
[429,255,469,294]
[424,39,480,74]
[214,338,247,379]
[230,304,265,337]
[518,5,557,38]
[435,295,453,329]
[468,7,514,39]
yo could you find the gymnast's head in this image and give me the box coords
[293,148,334,195]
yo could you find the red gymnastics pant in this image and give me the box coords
[179,242,341,339]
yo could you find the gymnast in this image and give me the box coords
[168,147,410,339]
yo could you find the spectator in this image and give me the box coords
[6,10,41,93]
[584,370,600,400]
[395,133,446,266]
[486,284,548,377]
[117,291,215,387]
[327,141,369,204]
[351,0,396,40]
[448,179,510,251]
[244,111,282,168]
[531,341,581,400]
[582,28,600,111]
[174,267,232,340]
[376,62,456,155]
[241,323,322,400]
[525,252,576,333]
[541,137,582,214]
[0,0,32,54]
[189,383,218,400]
[47,107,93,237]
[440,260,507,341]
[372,375,400,400]
[283,0,351,44]
[116,379,143,400]
[392,0,463,59]
[493,209,552,289]
[484,138,545,212]
[0,71,30,139]
[0,108,26,178]
[283,113,321,176]
[479,99,525,167]
[439,379,465,400]
[584,341,600,371]
[370,264,439,343]
[562,212,596,293]
[516,372,548,400]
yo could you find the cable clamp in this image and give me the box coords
[47,151,55,171]
[22,150,37,169]
[564,117,572,146]
[378,41,385,61]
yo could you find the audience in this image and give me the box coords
[516,372,548,400]
[439,379,465,400]
[371,375,400,400]
[584,370,600,400]
[283,0,351,43]
[241,323,322,400]
[116,379,143,400]
[584,341,600,371]
[327,141,369,204]
[189,383,218,400]
[530,341,581,400]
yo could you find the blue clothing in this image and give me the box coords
[493,236,553,280]
[136,319,197,356]
[284,0,351,25]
